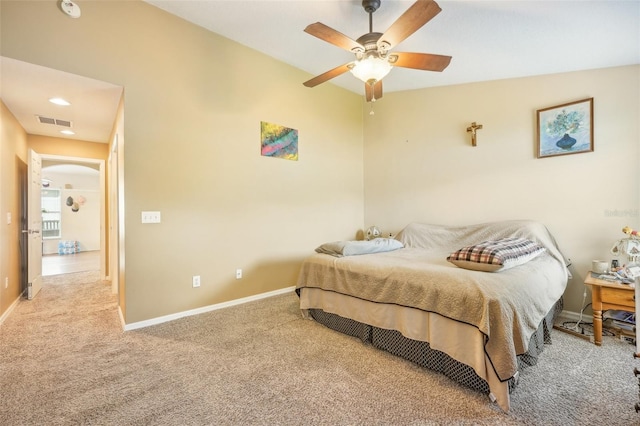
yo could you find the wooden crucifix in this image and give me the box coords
[466,122,483,147]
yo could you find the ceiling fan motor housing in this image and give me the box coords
[356,32,383,49]
[356,32,386,59]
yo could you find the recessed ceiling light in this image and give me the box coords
[49,97,71,106]
[60,130,75,135]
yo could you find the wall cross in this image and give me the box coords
[466,122,483,147]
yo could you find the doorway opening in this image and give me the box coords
[40,159,104,277]
[3,56,123,305]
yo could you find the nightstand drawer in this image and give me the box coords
[601,287,635,308]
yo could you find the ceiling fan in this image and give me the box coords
[303,0,451,102]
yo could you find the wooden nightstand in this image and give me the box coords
[584,272,635,346]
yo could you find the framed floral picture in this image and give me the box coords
[536,98,593,158]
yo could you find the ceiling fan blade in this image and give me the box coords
[390,52,451,72]
[303,63,353,88]
[304,22,364,52]
[365,81,383,102]
[378,0,442,50]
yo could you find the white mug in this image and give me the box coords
[592,260,608,274]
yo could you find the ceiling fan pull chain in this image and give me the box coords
[369,86,376,115]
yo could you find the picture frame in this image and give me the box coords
[536,97,593,158]
[260,121,298,161]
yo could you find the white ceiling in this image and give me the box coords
[0,57,123,144]
[1,0,638,144]
[146,0,640,94]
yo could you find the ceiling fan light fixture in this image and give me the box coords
[349,55,392,84]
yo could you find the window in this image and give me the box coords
[41,188,61,239]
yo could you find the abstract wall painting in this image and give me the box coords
[260,121,298,161]
[536,98,593,158]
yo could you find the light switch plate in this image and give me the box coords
[141,211,161,223]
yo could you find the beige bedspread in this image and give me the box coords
[296,220,568,382]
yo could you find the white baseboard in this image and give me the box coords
[0,294,23,326]
[558,309,584,322]
[118,305,126,330]
[122,286,297,331]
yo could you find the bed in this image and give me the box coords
[295,220,568,412]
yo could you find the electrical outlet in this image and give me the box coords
[4,277,8,289]
[236,269,242,279]
[192,275,201,288]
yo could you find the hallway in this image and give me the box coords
[42,250,100,276]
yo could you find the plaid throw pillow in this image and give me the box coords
[447,237,545,272]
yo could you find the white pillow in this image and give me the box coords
[316,238,404,257]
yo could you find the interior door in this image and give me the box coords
[26,149,43,299]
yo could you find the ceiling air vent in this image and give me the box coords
[55,119,72,128]
[36,115,72,128]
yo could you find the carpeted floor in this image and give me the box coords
[1,270,639,425]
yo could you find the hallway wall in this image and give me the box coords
[0,102,28,318]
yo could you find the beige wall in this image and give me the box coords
[1,1,364,323]
[29,135,110,161]
[0,102,28,317]
[363,65,640,313]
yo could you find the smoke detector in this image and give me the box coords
[60,1,81,19]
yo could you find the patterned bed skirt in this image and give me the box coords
[308,297,563,396]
